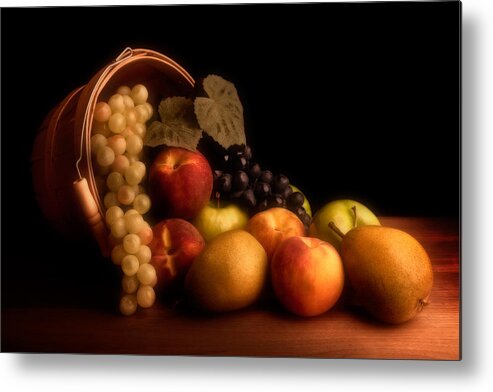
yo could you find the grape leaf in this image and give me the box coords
[143,97,202,151]
[194,75,245,149]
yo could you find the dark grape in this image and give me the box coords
[294,206,311,228]
[228,144,244,157]
[241,189,256,208]
[230,190,245,199]
[233,170,249,191]
[256,199,269,212]
[213,170,223,181]
[300,212,312,228]
[294,206,307,218]
[254,182,271,199]
[248,163,261,180]
[210,143,312,222]
[287,192,304,209]
[259,170,273,184]
[273,174,289,193]
[243,145,252,160]
[267,193,285,208]
[232,155,248,171]
[215,173,232,193]
[281,185,293,199]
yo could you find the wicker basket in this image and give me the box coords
[31,48,195,256]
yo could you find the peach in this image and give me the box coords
[149,218,205,292]
[149,147,213,219]
[245,207,305,260]
[271,236,344,317]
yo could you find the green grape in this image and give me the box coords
[106,172,125,192]
[131,84,148,105]
[97,146,115,167]
[135,245,152,264]
[108,94,125,114]
[108,113,126,133]
[121,255,139,276]
[124,213,145,234]
[121,275,139,294]
[119,294,137,316]
[136,285,155,308]
[110,244,127,265]
[133,194,151,214]
[137,264,156,286]
[123,233,141,254]
[111,217,127,239]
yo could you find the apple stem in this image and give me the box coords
[352,205,358,228]
[215,192,221,209]
[328,221,345,239]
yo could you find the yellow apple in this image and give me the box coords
[309,199,380,251]
[193,202,249,242]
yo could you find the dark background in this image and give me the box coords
[1,3,460,308]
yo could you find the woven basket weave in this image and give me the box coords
[31,48,194,255]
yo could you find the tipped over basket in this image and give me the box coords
[31,48,195,256]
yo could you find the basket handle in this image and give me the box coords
[73,178,110,257]
[73,47,138,258]
[75,47,136,179]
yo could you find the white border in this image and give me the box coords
[2,0,492,391]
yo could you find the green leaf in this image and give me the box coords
[194,75,245,149]
[143,97,202,151]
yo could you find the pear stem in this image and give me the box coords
[328,221,345,239]
[352,205,358,228]
[420,298,430,306]
[418,298,430,312]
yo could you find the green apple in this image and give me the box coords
[192,202,249,242]
[289,184,312,217]
[309,199,380,251]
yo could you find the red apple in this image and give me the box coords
[271,236,345,317]
[149,147,213,219]
[149,219,205,292]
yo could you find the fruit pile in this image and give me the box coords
[90,75,433,324]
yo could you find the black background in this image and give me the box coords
[1,3,460,307]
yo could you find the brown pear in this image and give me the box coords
[337,225,433,324]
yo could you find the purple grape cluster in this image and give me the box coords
[213,144,311,229]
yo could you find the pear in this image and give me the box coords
[185,229,268,312]
[330,224,433,324]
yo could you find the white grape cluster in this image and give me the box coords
[90,84,157,316]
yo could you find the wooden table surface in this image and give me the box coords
[1,217,460,359]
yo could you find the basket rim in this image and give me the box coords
[76,48,195,220]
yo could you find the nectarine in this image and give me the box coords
[245,207,305,260]
[149,219,205,292]
[149,147,213,219]
[271,236,344,317]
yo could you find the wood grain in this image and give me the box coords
[1,217,460,359]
